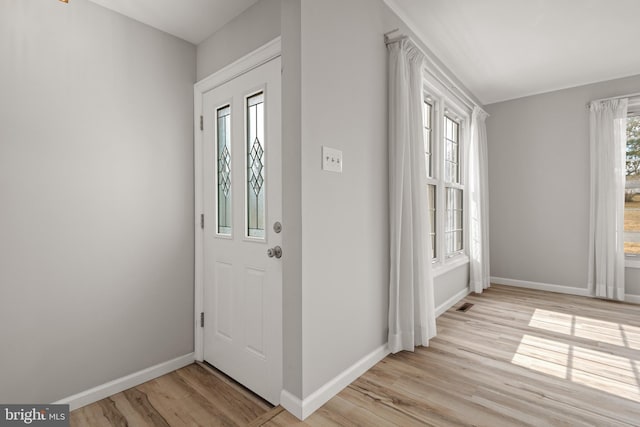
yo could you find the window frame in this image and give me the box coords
[244,89,267,241]
[443,107,465,258]
[422,81,471,274]
[624,103,640,266]
[424,96,438,260]
[216,103,233,237]
[214,99,235,241]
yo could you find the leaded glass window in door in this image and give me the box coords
[217,105,232,235]
[247,92,265,238]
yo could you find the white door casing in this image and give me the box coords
[194,39,282,405]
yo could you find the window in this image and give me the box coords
[423,94,467,265]
[424,99,437,259]
[247,92,265,239]
[216,105,232,235]
[428,184,436,258]
[446,188,463,254]
[444,115,460,183]
[423,101,433,178]
[444,114,463,257]
[625,115,640,254]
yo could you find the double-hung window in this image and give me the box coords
[624,106,640,256]
[444,114,463,256]
[424,100,437,259]
[423,89,469,268]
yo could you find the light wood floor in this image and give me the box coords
[70,363,273,426]
[71,285,640,426]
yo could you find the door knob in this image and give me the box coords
[267,246,282,259]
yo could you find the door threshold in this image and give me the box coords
[196,361,274,409]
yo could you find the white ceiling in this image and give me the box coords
[85,0,640,104]
[86,0,258,45]
[386,0,640,104]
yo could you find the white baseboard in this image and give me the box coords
[625,294,640,304]
[491,276,640,304]
[280,390,304,420]
[435,287,471,317]
[280,289,470,421]
[490,276,591,297]
[53,353,195,411]
[280,344,389,420]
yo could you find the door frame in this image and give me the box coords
[193,37,281,362]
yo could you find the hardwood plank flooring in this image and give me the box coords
[70,363,272,427]
[71,285,640,426]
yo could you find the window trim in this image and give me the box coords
[424,99,434,179]
[445,187,464,258]
[625,109,640,267]
[433,253,470,277]
[423,80,471,270]
[424,95,438,260]
[214,99,235,241]
[625,254,640,269]
[443,113,461,184]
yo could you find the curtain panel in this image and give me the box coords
[588,98,628,301]
[387,39,436,353]
[469,107,490,293]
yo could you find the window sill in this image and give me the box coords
[625,255,640,268]
[433,254,469,277]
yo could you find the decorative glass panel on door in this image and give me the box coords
[217,105,232,235]
[247,92,265,238]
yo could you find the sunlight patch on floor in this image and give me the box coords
[511,335,569,379]
[510,309,640,403]
[527,309,640,350]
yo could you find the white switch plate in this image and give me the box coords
[322,146,343,173]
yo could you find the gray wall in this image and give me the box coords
[196,0,281,80]
[194,0,306,399]
[434,265,469,307]
[0,0,475,407]
[298,0,473,397]
[486,74,640,296]
[197,0,475,400]
[625,267,640,295]
[300,0,388,398]
[281,0,304,398]
[0,0,196,403]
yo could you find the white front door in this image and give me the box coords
[202,56,282,405]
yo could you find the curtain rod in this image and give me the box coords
[592,91,640,103]
[587,91,640,108]
[384,30,486,115]
[384,29,408,46]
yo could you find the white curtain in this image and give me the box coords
[387,39,436,353]
[469,107,490,293]
[588,98,628,301]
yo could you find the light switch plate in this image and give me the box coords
[322,146,343,173]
